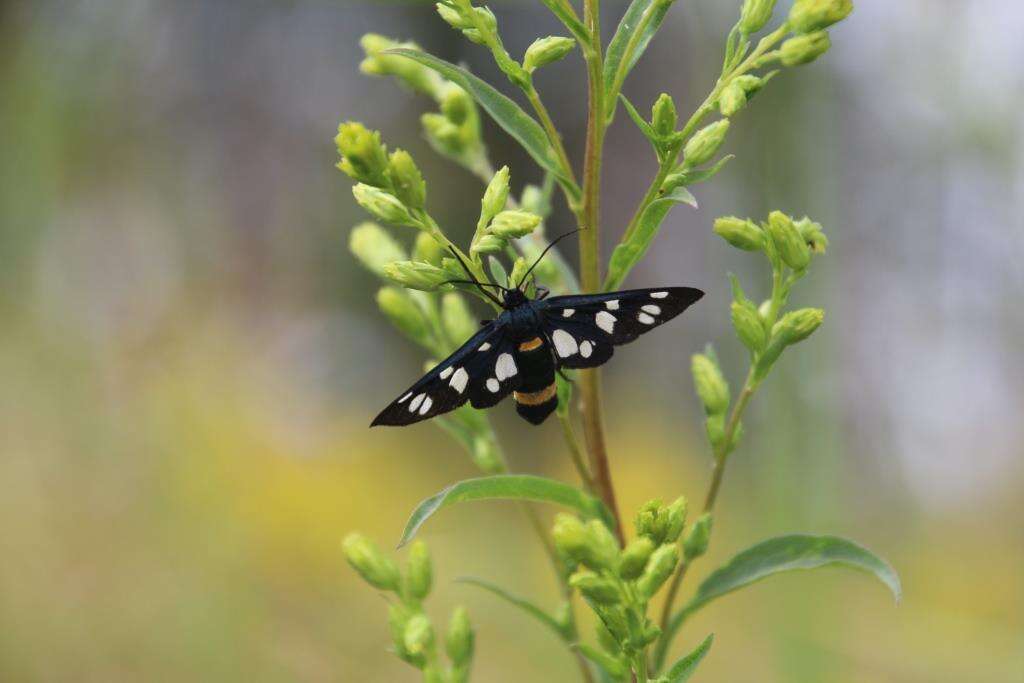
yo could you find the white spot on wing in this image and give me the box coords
[552,329,578,357]
[605,300,620,310]
[419,396,433,415]
[495,353,517,380]
[486,378,500,393]
[398,392,412,404]
[638,312,656,325]
[478,342,491,351]
[642,304,661,315]
[580,340,593,358]
[439,366,453,380]
[562,309,575,318]
[596,311,616,333]
[650,291,669,299]
[450,367,468,393]
[409,393,426,412]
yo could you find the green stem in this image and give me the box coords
[524,83,580,201]
[558,410,596,492]
[577,0,625,545]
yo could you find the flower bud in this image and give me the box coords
[413,232,444,266]
[383,260,451,291]
[585,520,621,572]
[360,34,441,96]
[651,93,678,137]
[553,513,589,566]
[342,533,401,591]
[441,293,477,345]
[663,496,688,543]
[335,121,389,186]
[766,211,810,270]
[519,184,547,216]
[691,353,730,416]
[404,540,432,601]
[713,216,763,251]
[683,513,713,560]
[422,113,466,157]
[788,0,852,34]
[523,36,576,72]
[634,499,663,541]
[780,30,831,66]
[435,2,471,30]
[387,149,426,210]
[682,119,730,167]
[378,287,430,345]
[795,216,828,254]
[349,222,407,277]
[470,234,506,256]
[440,83,474,126]
[389,604,422,665]
[446,606,474,667]
[481,166,510,223]
[508,257,530,290]
[570,571,622,605]
[637,544,679,598]
[619,537,655,580]
[352,184,416,227]
[488,210,542,239]
[731,299,767,353]
[718,83,747,117]
[705,413,726,449]
[774,308,824,345]
[739,0,776,34]
[424,667,445,683]
[734,73,774,99]
[403,613,435,658]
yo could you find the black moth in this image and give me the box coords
[372,237,703,427]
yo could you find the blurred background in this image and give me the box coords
[1,1,1022,681]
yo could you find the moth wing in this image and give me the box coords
[462,328,522,409]
[371,325,498,427]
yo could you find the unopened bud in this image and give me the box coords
[519,184,547,216]
[440,83,474,126]
[739,0,776,34]
[508,257,530,290]
[553,513,589,566]
[795,216,828,254]
[634,499,663,541]
[523,36,576,72]
[342,533,400,591]
[637,544,679,598]
[488,210,541,239]
[691,353,730,416]
[353,184,416,227]
[435,2,471,29]
[651,93,678,137]
[405,540,432,600]
[731,299,767,353]
[705,413,726,449]
[387,149,426,210]
[774,308,824,345]
[585,520,621,572]
[683,119,730,167]
[403,613,435,657]
[413,232,444,266]
[470,234,506,256]
[718,82,747,117]
[422,113,465,157]
[383,260,450,291]
[683,513,713,560]
[360,35,441,96]
[714,216,763,251]
[481,166,510,222]
[446,606,474,667]
[780,30,831,66]
[734,73,774,99]
[619,537,655,580]
[788,0,852,34]
[378,287,430,345]
[335,121,389,185]
[350,222,407,277]
[663,496,688,543]
[389,604,421,665]
[570,571,622,605]
[766,211,810,270]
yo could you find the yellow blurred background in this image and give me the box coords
[1,1,1021,681]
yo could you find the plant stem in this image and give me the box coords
[524,83,580,200]
[577,0,625,545]
[558,410,597,492]
[703,371,755,511]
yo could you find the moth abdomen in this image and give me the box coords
[514,382,558,425]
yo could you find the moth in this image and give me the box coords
[372,236,704,427]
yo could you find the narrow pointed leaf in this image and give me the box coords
[604,186,697,290]
[666,634,713,682]
[399,474,613,547]
[537,0,590,46]
[383,49,575,192]
[658,535,899,667]
[618,94,657,144]
[457,576,570,641]
[604,0,674,118]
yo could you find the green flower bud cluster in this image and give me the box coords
[691,351,731,448]
[344,535,474,682]
[523,36,575,73]
[435,1,530,88]
[739,0,776,35]
[717,72,776,117]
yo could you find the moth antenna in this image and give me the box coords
[515,229,581,289]
[446,246,505,306]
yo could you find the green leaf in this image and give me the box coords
[658,535,899,667]
[604,186,697,291]
[604,0,674,118]
[666,634,713,682]
[457,576,571,641]
[383,49,576,193]
[618,94,657,144]
[488,256,509,288]
[537,0,590,46]
[574,643,628,680]
[399,474,613,547]
[665,155,735,189]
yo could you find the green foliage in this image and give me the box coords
[337,2,895,682]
